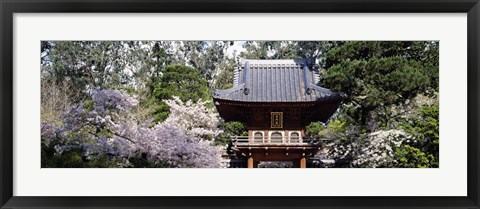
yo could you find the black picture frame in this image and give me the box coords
[1,0,479,208]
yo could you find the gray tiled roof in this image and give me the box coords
[213,58,342,102]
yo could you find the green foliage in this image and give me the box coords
[306,120,350,141]
[146,64,210,123]
[41,145,121,168]
[403,104,439,141]
[327,120,348,133]
[49,150,85,168]
[127,154,172,168]
[213,58,236,89]
[82,99,94,111]
[215,121,247,146]
[305,122,325,139]
[325,41,438,69]
[316,41,439,168]
[239,41,339,61]
[178,41,231,81]
[152,65,209,102]
[399,103,439,167]
[109,85,136,94]
[149,103,170,123]
[395,145,436,168]
[224,121,248,136]
[47,42,129,96]
[324,56,430,108]
[322,41,439,126]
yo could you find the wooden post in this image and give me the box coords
[301,129,305,143]
[248,130,252,143]
[264,130,268,143]
[300,157,306,168]
[284,130,289,143]
[248,157,254,168]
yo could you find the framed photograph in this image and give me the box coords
[1,0,479,208]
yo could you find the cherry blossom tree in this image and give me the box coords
[42,89,223,168]
[164,96,220,141]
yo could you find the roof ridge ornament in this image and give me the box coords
[244,61,250,95]
[303,61,311,95]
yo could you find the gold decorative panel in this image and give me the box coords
[270,112,283,128]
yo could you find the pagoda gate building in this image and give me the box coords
[213,58,343,168]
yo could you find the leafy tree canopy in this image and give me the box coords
[322,41,439,126]
[146,64,210,123]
